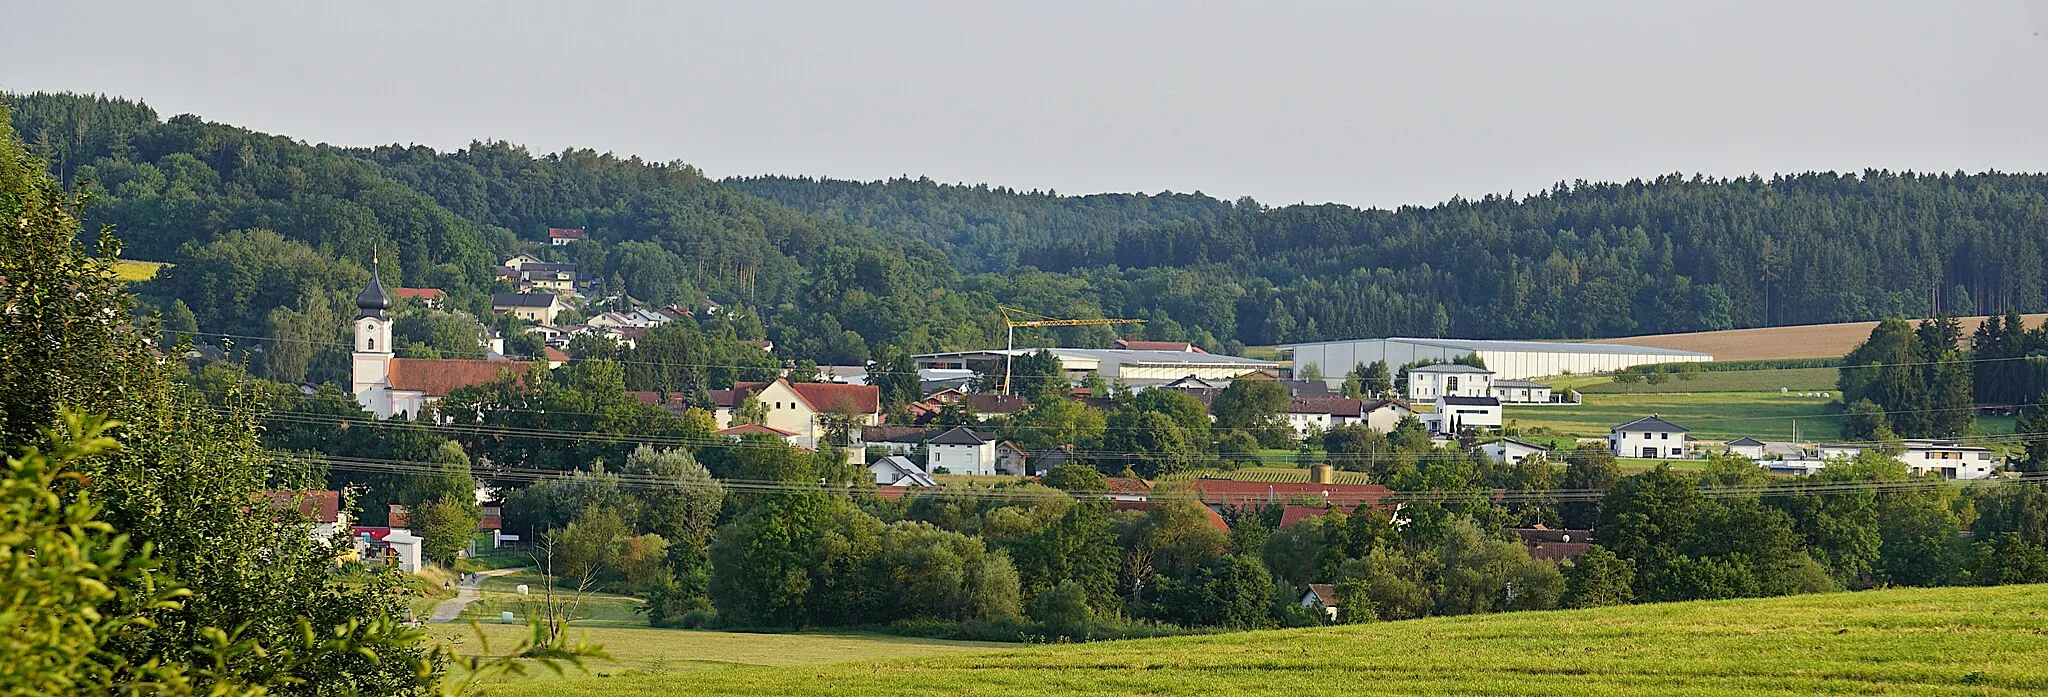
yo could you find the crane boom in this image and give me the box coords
[996,306,1145,395]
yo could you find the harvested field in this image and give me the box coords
[1587,314,2048,361]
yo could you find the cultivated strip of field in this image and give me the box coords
[1575,366,1841,394]
[1508,392,1842,441]
[492,584,2048,696]
[430,624,1009,680]
[1589,314,2048,361]
[112,259,167,282]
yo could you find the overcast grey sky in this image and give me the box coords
[4,2,2047,207]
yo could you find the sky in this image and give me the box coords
[4,1,2048,208]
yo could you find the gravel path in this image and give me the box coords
[429,566,528,623]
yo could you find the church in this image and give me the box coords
[351,273,526,419]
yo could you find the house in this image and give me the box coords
[1724,437,1767,460]
[502,254,544,270]
[870,455,938,487]
[926,427,1003,476]
[1608,416,1692,459]
[390,287,446,309]
[355,274,528,419]
[525,324,571,346]
[1811,439,2000,480]
[519,263,581,294]
[1481,438,1551,465]
[1285,397,1363,437]
[1510,527,1592,561]
[1184,479,1393,510]
[543,346,570,369]
[1299,584,1342,622]
[1489,379,1555,404]
[1427,395,1502,433]
[707,379,882,449]
[1405,363,1494,401]
[353,527,423,573]
[264,490,350,545]
[492,292,570,324]
[1356,399,1415,432]
[1114,339,1206,353]
[548,227,588,246]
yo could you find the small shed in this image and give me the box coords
[1299,583,1342,621]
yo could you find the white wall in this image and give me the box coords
[1608,430,1688,458]
[1285,339,1711,383]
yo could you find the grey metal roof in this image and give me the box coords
[1493,379,1549,388]
[1612,416,1689,433]
[1439,395,1501,406]
[1408,363,1492,374]
[1725,437,1765,446]
[927,427,996,446]
[1280,336,1710,358]
[356,271,391,315]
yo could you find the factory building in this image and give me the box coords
[1278,337,1711,383]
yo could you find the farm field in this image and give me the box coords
[429,623,1010,682]
[1588,313,2048,361]
[476,584,2048,697]
[112,259,166,282]
[1507,391,1842,442]
[1574,366,1840,394]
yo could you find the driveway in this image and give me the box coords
[429,566,528,623]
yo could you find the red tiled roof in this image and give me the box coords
[264,490,343,524]
[543,347,569,362]
[547,227,588,239]
[1278,504,1342,528]
[874,487,910,500]
[788,381,881,414]
[1110,500,1230,532]
[391,287,445,301]
[389,358,527,397]
[1115,339,1205,353]
[1184,480,1394,509]
[963,393,1031,414]
[715,424,797,437]
[707,389,740,408]
[1527,541,1592,561]
[1306,583,1340,605]
[1101,477,1154,495]
[479,514,502,530]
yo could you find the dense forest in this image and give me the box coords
[734,172,2048,345]
[15,91,2048,368]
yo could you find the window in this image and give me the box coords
[1445,376,1460,393]
[1660,433,1669,440]
[1641,447,1659,458]
[367,338,375,350]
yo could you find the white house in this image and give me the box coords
[1724,437,1767,460]
[870,455,938,487]
[1355,399,1415,432]
[1405,363,1494,401]
[381,530,423,573]
[706,379,882,449]
[547,227,588,246]
[492,292,570,324]
[1813,440,2000,480]
[502,253,544,270]
[1299,583,1342,622]
[1609,416,1692,459]
[927,427,1004,476]
[1427,395,1502,433]
[1490,380,1555,404]
[1481,438,1552,465]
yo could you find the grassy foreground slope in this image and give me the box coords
[492,584,2048,696]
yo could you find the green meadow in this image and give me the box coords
[472,584,2048,696]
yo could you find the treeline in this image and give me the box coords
[734,172,2048,345]
[5,92,999,366]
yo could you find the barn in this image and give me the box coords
[1278,337,1711,382]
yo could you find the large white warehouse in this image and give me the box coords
[1278,337,1711,382]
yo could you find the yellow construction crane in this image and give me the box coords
[997,306,1145,396]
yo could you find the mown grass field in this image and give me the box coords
[474,584,2048,696]
[430,623,1010,682]
[1574,367,1841,394]
[112,259,166,282]
[1508,391,1843,442]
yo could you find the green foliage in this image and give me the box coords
[1040,463,1107,492]
[1211,379,1292,447]
[1563,545,1636,608]
[415,494,483,565]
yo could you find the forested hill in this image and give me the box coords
[732,172,2048,345]
[5,92,997,361]
[16,90,2048,363]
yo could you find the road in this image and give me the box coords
[429,566,528,623]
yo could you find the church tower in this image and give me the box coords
[351,268,396,416]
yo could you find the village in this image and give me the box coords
[310,232,2013,586]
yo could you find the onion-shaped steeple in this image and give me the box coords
[356,269,392,318]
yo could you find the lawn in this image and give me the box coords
[1576,367,1841,394]
[112,259,166,282]
[460,569,649,627]
[428,623,1012,683]
[477,584,2048,696]
[1509,391,1844,442]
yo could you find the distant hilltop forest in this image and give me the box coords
[12,90,2048,361]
